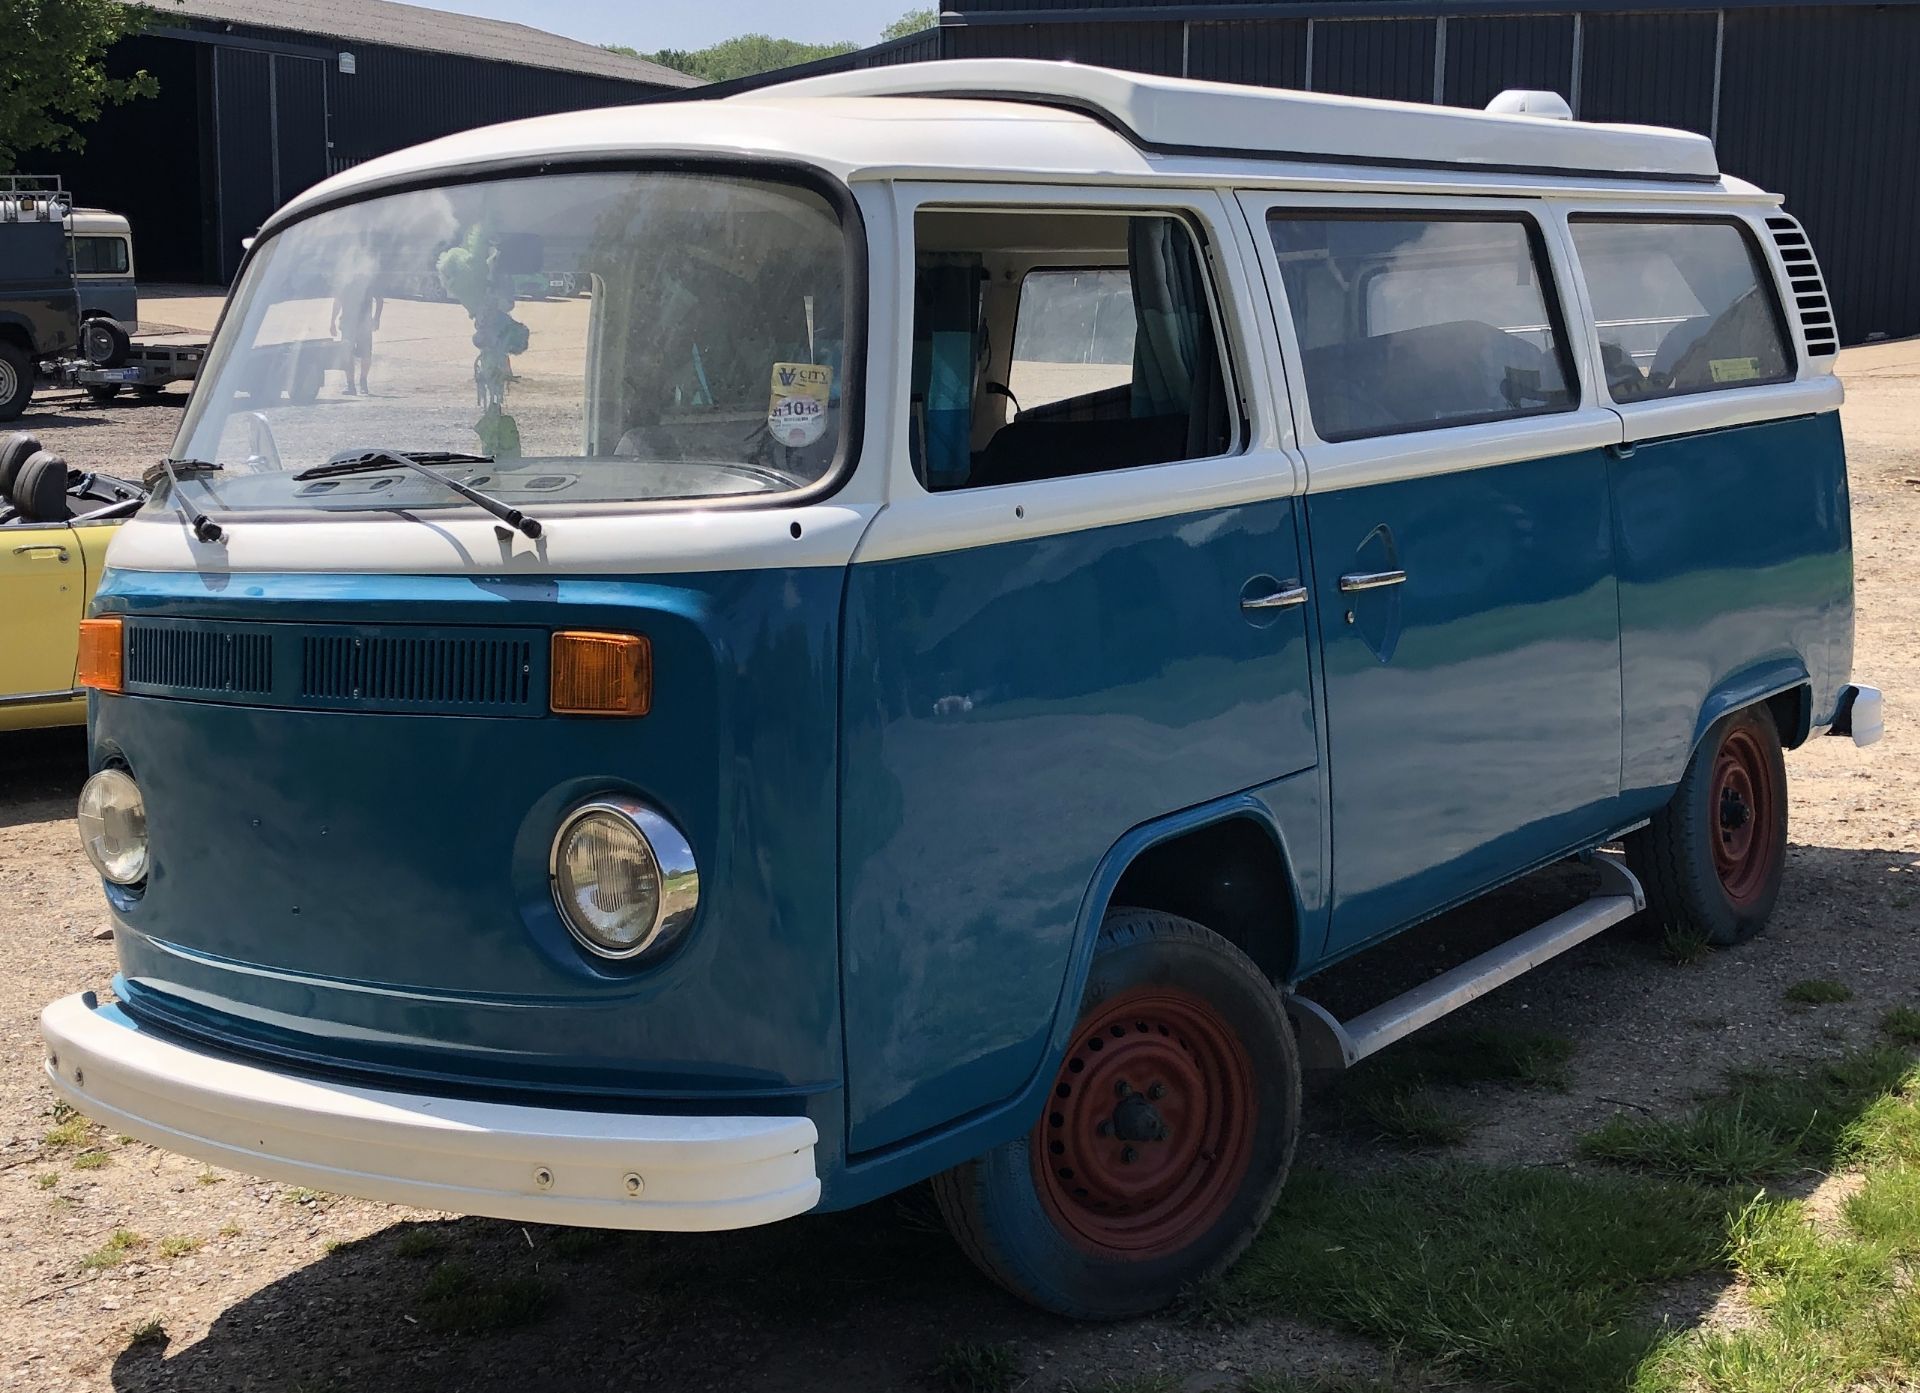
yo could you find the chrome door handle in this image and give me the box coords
[12,544,70,561]
[1338,569,1406,593]
[1241,583,1310,612]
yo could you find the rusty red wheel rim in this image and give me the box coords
[1032,987,1256,1259]
[1710,726,1778,909]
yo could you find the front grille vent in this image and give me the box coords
[300,633,536,711]
[125,623,272,695]
[1766,215,1839,359]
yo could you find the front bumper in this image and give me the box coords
[40,992,820,1231]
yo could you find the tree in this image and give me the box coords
[632,35,859,83]
[0,0,180,171]
[882,9,937,40]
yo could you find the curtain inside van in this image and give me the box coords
[1128,217,1224,456]
[911,255,985,490]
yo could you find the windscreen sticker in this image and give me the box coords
[1710,357,1763,384]
[768,362,833,448]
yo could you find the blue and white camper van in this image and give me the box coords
[41,61,1882,1317]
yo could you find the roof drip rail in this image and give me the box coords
[747,59,1720,183]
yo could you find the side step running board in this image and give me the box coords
[1285,854,1646,1071]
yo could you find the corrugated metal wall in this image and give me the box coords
[824,4,1919,345]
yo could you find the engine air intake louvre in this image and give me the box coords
[125,623,272,695]
[301,633,536,710]
[1766,215,1839,359]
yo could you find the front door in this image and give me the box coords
[0,526,84,698]
[1244,196,1625,957]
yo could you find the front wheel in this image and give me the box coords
[933,908,1299,1319]
[1628,703,1789,946]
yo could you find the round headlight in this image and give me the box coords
[78,768,149,886]
[550,800,698,959]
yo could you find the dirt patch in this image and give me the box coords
[2,345,1916,1391]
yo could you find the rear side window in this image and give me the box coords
[1267,213,1577,443]
[1570,218,1792,401]
[71,235,130,275]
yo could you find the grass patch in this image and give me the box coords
[80,1229,147,1271]
[932,1340,1021,1393]
[1661,924,1713,966]
[1579,1044,1915,1184]
[218,1222,242,1239]
[42,1115,90,1148]
[71,1149,111,1171]
[392,1226,449,1260]
[1217,1165,1730,1393]
[415,1260,554,1335]
[195,1169,221,1186]
[34,1172,57,1189]
[1337,1028,1577,1150]
[1880,1005,1920,1044]
[280,1186,329,1206]
[1349,1088,1472,1149]
[1783,978,1854,1006]
[125,1318,167,1350]
[543,1227,622,1260]
[158,1235,201,1259]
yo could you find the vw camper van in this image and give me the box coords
[41,62,1881,1317]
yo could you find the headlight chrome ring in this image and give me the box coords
[77,766,149,887]
[548,797,699,961]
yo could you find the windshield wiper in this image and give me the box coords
[294,450,542,539]
[141,458,226,543]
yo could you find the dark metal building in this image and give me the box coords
[755,1,1920,346]
[57,0,699,285]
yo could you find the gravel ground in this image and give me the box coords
[0,328,1915,1392]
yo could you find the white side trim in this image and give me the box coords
[1303,409,1623,494]
[41,993,819,1232]
[102,502,881,576]
[1614,375,1844,444]
[852,448,1302,564]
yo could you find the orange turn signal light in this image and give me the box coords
[551,631,651,717]
[76,616,125,694]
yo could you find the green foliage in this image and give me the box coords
[80,1228,147,1270]
[0,0,182,168]
[1783,977,1854,1005]
[932,1340,1020,1393]
[416,1260,554,1334]
[883,8,938,40]
[638,35,859,83]
[1878,1005,1920,1043]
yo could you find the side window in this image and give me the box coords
[1007,269,1136,415]
[910,209,1235,492]
[1569,218,1793,401]
[1266,212,1577,443]
[71,236,131,276]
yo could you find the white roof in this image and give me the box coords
[761,60,1719,182]
[271,61,1745,235]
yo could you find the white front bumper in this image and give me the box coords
[40,993,820,1231]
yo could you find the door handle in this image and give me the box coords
[1241,582,1310,612]
[1338,569,1406,593]
[1606,441,1638,460]
[12,544,70,562]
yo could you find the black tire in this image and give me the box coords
[0,431,42,496]
[85,384,123,404]
[1627,703,1789,947]
[0,341,31,422]
[932,908,1300,1319]
[81,317,130,369]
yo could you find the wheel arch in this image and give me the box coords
[0,319,34,355]
[1690,658,1814,758]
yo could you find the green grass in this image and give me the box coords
[1337,1028,1577,1149]
[195,1169,222,1186]
[1879,1005,1920,1044]
[71,1149,111,1171]
[124,1318,167,1350]
[415,1260,554,1334]
[42,1115,90,1148]
[1783,978,1855,1006]
[157,1234,201,1260]
[543,1227,622,1260]
[34,1172,57,1189]
[1661,924,1714,966]
[1349,1087,1473,1149]
[932,1340,1021,1393]
[80,1229,147,1271]
[392,1226,450,1260]
[1217,1165,1731,1393]
[1580,1044,1914,1184]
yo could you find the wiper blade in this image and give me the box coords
[294,449,542,540]
[142,458,226,544]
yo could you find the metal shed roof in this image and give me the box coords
[127,0,704,88]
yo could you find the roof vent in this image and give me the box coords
[1485,90,1573,120]
[1766,214,1839,359]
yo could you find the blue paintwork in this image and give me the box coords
[89,568,847,1153]
[1302,447,1625,961]
[836,499,1320,1155]
[1610,412,1854,811]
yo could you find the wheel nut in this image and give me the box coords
[1148,1083,1166,1100]
[1115,1080,1131,1098]
[1096,1120,1114,1137]
[1121,1146,1137,1164]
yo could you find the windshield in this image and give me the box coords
[167,169,855,515]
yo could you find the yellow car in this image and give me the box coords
[1,432,146,731]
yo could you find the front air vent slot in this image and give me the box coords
[117,618,546,717]
[125,624,272,695]
[301,633,536,710]
[1766,214,1839,359]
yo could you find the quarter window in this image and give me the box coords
[1570,218,1792,401]
[71,235,131,276]
[1266,213,1577,443]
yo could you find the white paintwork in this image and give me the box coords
[1486,90,1574,121]
[41,993,820,1230]
[1609,376,1845,446]
[757,61,1716,180]
[1847,685,1885,747]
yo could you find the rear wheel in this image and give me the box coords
[933,908,1299,1318]
[1628,703,1788,946]
[0,342,31,422]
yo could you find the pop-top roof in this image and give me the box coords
[755,59,1720,182]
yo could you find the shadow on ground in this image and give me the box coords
[0,726,90,830]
